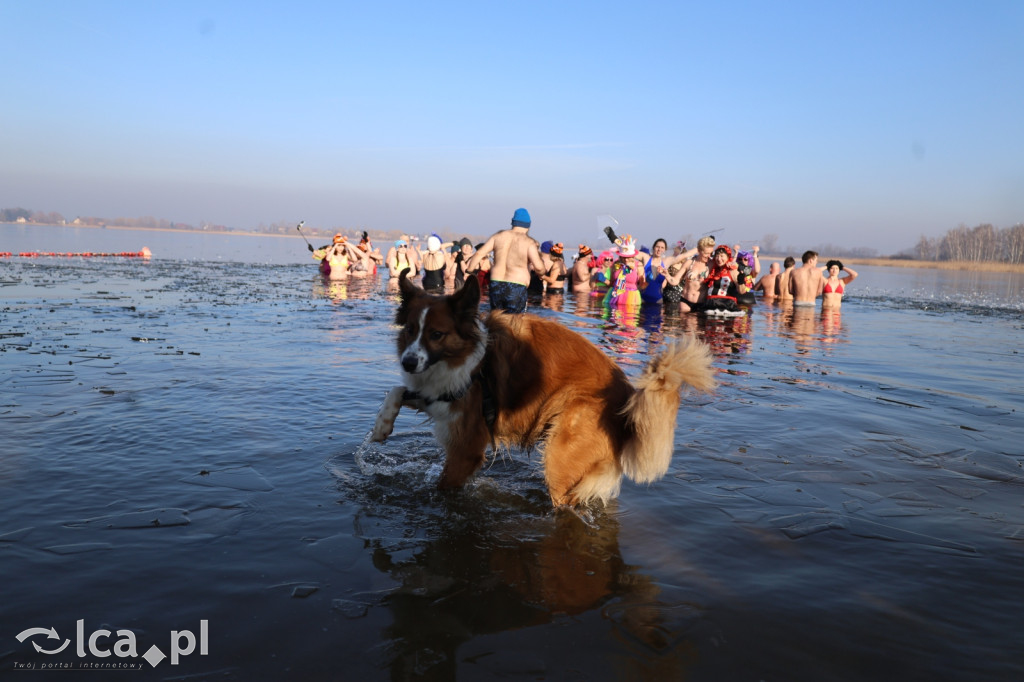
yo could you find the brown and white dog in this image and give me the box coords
[371,271,717,507]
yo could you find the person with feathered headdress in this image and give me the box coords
[603,235,647,308]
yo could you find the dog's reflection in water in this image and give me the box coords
[369,508,700,679]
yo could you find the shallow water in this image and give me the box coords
[2,239,1023,680]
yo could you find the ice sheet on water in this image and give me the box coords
[64,508,190,529]
[181,465,274,491]
[44,542,113,554]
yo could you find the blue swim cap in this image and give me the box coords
[540,240,553,254]
[511,208,531,228]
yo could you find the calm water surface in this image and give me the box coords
[2,227,1023,680]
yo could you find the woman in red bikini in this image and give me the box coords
[821,259,858,309]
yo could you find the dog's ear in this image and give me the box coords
[396,268,421,324]
[450,273,480,322]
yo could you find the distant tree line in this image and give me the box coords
[910,223,1024,264]
[0,207,346,238]
[794,243,880,259]
[1,207,33,222]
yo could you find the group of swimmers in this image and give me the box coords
[313,232,384,280]
[312,208,859,314]
[754,251,859,310]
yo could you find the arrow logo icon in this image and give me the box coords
[16,627,70,655]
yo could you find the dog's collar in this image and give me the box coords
[404,373,475,405]
[404,380,471,405]
[404,371,495,430]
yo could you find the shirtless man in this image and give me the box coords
[753,262,781,300]
[790,251,824,305]
[776,256,796,302]
[571,244,594,293]
[465,208,545,313]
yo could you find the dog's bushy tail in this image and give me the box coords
[620,337,716,484]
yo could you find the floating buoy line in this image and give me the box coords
[1,247,152,259]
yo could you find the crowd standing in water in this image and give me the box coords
[312,209,858,312]
[313,232,384,280]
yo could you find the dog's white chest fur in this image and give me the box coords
[370,319,486,444]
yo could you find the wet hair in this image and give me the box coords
[826,259,844,271]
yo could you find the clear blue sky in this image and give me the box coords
[3,1,1022,254]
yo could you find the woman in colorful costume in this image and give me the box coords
[701,245,742,314]
[604,235,647,308]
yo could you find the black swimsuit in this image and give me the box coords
[422,266,445,290]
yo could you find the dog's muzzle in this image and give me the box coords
[400,348,432,374]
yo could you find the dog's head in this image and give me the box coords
[395,269,483,375]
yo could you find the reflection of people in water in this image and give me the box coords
[536,289,567,313]
[701,312,753,356]
[314,275,376,303]
[569,289,597,317]
[601,304,645,352]
[370,511,676,680]
[820,308,845,345]
[786,303,818,353]
[783,304,847,352]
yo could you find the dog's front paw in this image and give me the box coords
[370,418,393,443]
[370,386,405,442]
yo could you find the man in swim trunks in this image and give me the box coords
[790,250,824,306]
[465,208,546,314]
[571,244,594,293]
[776,256,796,302]
[753,262,781,300]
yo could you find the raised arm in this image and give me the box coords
[663,262,686,287]
[662,246,698,267]
[464,237,494,272]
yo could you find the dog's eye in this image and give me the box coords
[429,330,446,341]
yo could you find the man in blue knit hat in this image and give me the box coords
[465,208,545,313]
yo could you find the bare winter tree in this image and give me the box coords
[1003,223,1024,264]
[914,235,939,261]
